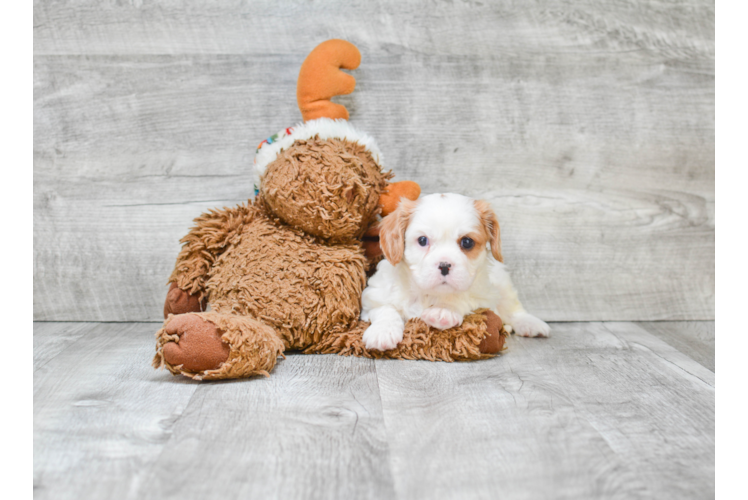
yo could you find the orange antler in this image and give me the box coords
[379,181,421,216]
[297,39,361,122]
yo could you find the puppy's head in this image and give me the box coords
[379,193,502,293]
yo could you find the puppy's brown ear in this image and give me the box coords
[378,198,418,265]
[474,200,503,263]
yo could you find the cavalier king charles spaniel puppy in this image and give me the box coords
[361,193,550,351]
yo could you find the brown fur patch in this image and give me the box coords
[473,199,503,262]
[378,198,418,265]
[459,231,488,261]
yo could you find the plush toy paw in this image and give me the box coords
[161,314,230,372]
[420,307,462,330]
[478,310,506,354]
[509,312,551,338]
[163,283,207,318]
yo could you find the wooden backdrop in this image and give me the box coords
[33,0,714,322]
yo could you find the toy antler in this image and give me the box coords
[297,39,361,122]
[296,39,421,217]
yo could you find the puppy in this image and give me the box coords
[361,193,550,351]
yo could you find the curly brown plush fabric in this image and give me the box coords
[205,211,367,348]
[168,203,257,300]
[262,136,392,242]
[307,311,507,361]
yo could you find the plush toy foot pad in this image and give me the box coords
[162,314,229,372]
[478,310,506,354]
[155,312,286,380]
[163,283,207,318]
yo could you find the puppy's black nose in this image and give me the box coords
[439,262,451,276]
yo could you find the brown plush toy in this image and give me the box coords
[153,40,507,380]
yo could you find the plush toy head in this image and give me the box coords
[261,129,392,241]
[253,39,421,242]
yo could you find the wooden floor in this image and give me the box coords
[34,321,714,500]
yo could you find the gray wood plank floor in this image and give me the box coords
[33,321,714,500]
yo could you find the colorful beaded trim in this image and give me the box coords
[254,126,295,197]
[254,127,295,155]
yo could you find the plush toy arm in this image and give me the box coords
[168,203,257,299]
[307,310,507,361]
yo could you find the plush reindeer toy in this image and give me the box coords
[153,40,506,380]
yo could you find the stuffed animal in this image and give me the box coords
[152,40,507,380]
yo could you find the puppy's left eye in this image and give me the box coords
[460,237,475,250]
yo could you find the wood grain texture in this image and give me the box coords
[139,354,395,500]
[636,321,715,371]
[374,322,714,499]
[711,373,748,500]
[33,322,199,500]
[33,0,714,57]
[34,322,95,371]
[374,351,649,499]
[518,322,714,499]
[33,1,714,321]
[34,321,714,499]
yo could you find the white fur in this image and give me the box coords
[361,305,405,351]
[254,118,383,178]
[361,193,550,351]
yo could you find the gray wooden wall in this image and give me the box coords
[33,0,714,322]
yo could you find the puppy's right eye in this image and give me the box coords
[418,236,428,247]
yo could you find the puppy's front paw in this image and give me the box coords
[363,321,404,351]
[510,312,551,338]
[421,307,463,330]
